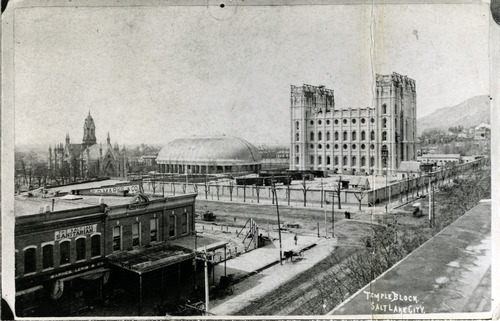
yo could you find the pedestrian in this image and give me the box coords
[294,233,298,245]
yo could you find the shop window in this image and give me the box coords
[42,244,53,269]
[24,247,37,274]
[76,238,86,261]
[132,222,141,247]
[91,234,101,257]
[182,211,188,234]
[150,219,158,242]
[60,241,70,265]
[169,215,176,237]
[113,226,121,251]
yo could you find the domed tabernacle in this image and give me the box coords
[156,136,262,174]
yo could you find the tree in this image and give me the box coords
[300,176,310,207]
[33,162,49,187]
[229,180,234,202]
[352,188,368,211]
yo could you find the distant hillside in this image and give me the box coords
[417,95,490,135]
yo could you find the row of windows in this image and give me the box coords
[298,143,377,152]
[296,130,390,143]
[309,130,389,142]
[112,218,162,251]
[21,211,191,275]
[295,155,377,167]
[23,234,101,275]
[297,115,401,132]
[299,117,377,128]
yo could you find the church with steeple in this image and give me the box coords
[48,112,128,181]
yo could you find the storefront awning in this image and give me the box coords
[59,267,109,282]
[108,243,195,275]
[169,234,229,253]
[16,285,43,297]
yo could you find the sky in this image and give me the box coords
[13,3,490,147]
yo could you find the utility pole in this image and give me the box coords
[331,193,335,238]
[428,173,433,227]
[272,180,283,264]
[323,193,328,237]
[204,247,209,313]
[330,192,335,238]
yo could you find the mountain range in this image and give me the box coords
[417,95,490,135]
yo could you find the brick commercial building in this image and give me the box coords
[14,180,198,317]
[290,72,417,176]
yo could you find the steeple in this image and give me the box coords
[82,112,97,148]
[107,132,111,145]
[66,133,70,145]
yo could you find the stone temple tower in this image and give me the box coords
[82,111,97,149]
[375,73,417,173]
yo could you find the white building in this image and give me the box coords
[290,72,417,175]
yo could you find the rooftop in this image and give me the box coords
[15,179,151,216]
[330,200,491,316]
[156,136,262,165]
[107,243,195,274]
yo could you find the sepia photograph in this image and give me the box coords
[2,0,498,318]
